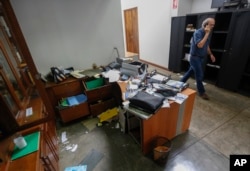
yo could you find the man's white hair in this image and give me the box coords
[202,18,215,28]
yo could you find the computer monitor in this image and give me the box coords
[211,0,226,8]
[211,0,247,9]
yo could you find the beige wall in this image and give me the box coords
[121,0,216,69]
[11,0,125,75]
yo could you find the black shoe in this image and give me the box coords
[200,93,209,100]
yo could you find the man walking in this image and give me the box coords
[181,18,216,100]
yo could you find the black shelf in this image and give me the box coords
[204,67,219,84]
[214,12,232,31]
[238,74,250,96]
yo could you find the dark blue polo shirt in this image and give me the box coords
[190,28,210,57]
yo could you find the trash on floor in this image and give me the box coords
[65,144,78,152]
[60,131,78,152]
[61,131,68,143]
[81,117,99,131]
[64,165,87,171]
[98,107,119,123]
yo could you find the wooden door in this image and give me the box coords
[124,7,139,54]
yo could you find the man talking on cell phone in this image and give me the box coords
[180,18,216,100]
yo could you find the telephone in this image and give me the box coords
[51,67,66,83]
[108,62,121,69]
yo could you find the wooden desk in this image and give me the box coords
[45,77,122,123]
[118,81,196,154]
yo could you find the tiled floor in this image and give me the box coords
[57,68,250,171]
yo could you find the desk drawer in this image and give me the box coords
[58,102,90,123]
[52,81,82,98]
[89,98,116,116]
[85,84,113,103]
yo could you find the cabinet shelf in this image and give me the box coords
[213,30,229,34]
[206,63,220,69]
[184,44,191,48]
[211,49,226,53]
[182,58,189,62]
[243,72,250,77]
[185,30,195,33]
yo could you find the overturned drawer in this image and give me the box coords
[90,98,117,116]
[58,102,90,123]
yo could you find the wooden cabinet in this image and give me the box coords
[83,78,118,116]
[0,0,57,136]
[169,10,250,96]
[46,78,90,123]
[40,121,59,171]
[0,12,50,137]
[46,77,122,122]
[0,120,58,171]
[0,1,59,170]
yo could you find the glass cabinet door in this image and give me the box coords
[0,67,19,115]
[0,41,25,107]
[0,14,33,97]
[0,15,25,65]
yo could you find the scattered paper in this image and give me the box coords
[61,131,68,143]
[102,70,120,82]
[175,93,188,104]
[151,74,167,81]
[71,144,78,152]
[25,107,33,117]
[128,84,138,90]
[64,165,87,171]
[65,144,78,152]
[162,100,170,108]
